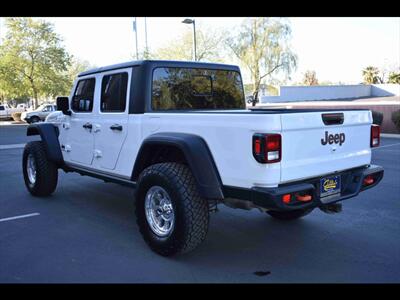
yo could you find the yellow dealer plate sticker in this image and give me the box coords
[320,175,341,197]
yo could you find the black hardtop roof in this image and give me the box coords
[78,60,241,77]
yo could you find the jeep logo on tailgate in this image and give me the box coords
[321,131,345,146]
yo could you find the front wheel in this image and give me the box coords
[135,163,209,256]
[22,141,58,197]
[267,208,314,221]
[30,116,40,123]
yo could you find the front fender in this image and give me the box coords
[27,123,64,166]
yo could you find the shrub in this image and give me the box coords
[391,110,400,132]
[11,112,22,122]
[371,110,384,126]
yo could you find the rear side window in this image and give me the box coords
[101,73,128,112]
[71,78,96,112]
[152,67,245,110]
[0,106,4,111]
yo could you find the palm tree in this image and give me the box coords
[302,70,319,86]
[362,66,381,84]
[388,72,400,84]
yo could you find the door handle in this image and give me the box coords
[83,122,92,129]
[110,124,123,131]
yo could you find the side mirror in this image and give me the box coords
[56,97,71,116]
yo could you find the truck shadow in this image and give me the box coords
[57,174,368,281]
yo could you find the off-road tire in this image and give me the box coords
[135,162,209,256]
[22,141,58,197]
[267,208,314,221]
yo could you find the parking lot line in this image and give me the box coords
[0,213,40,223]
[0,144,26,150]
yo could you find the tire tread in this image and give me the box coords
[135,162,209,256]
[23,141,58,197]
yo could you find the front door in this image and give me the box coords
[66,77,97,166]
[92,69,130,170]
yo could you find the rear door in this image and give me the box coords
[92,69,131,171]
[280,110,372,183]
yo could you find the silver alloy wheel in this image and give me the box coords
[27,154,37,185]
[144,186,175,237]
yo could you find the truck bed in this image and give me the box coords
[115,109,374,189]
[145,108,370,114]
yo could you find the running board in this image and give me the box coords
[63,165,136,188]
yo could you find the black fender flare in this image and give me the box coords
[27,123,64,166]
[132,132,224,200]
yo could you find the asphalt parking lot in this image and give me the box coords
[0,124,399,283]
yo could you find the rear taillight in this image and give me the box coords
[363,175,375,186]
[370,125,380,148]
[253,133,281,163]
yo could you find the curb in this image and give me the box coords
[381,133,400,139]
[0,143,26,150]
[0,121,27,126]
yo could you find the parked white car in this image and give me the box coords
[0,103,26,120]
[22,60,384,256]
[21,104,57,123]
[17,103,28,110]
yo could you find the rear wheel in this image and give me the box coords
[267,208,314,221]
[22,141,58,197]
[135,162,209,256]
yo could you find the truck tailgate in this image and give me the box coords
[280,110,372,183]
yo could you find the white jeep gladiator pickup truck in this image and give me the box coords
[22,60,384,256]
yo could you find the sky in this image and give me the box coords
[0,17,399,85]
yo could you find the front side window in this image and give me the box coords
[42,105,53,112]
[101,73,128,112]
[71,78,96,112]
[152,67,245,110]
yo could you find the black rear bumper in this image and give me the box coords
[223,165,384,211]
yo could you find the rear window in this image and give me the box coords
[151,67,245,110]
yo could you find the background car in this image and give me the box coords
[21,104,57,123]
[0,103,26,120]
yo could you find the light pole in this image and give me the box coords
[182,18,197,61]
[133,17,139,60]
[144,17,149,58]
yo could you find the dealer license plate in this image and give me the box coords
[320,175,341,197]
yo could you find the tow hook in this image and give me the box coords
[319,202,342,214]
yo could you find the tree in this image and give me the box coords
[388,72,400,84]
[151,27,226,62]
[0,60,29,103]
[362,66,382,84]
[0,17,72,108]
[302,70,319,86]
[64,57,94,90]
[227,17,297,105]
